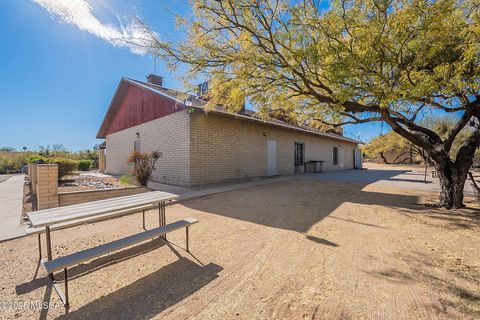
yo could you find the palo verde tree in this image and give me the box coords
[137,0,480,208]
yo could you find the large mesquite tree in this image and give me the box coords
[140,0,480,208]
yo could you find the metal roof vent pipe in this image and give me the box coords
[146,74,163,86]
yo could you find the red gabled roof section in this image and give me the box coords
[96,78,187,139]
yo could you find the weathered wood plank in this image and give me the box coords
[43,218,198,273]
[28,191,178,227]
[25,204,157,235]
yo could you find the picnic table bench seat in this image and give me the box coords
[44,218,198,274]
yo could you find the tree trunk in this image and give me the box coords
[434,157,469,209]
[379,152,389,164]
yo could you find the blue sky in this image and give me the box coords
[0,0,383,151]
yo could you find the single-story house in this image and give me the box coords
[97,75,363,187]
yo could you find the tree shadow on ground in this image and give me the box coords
[16,238,170,295]
[395,205,480,230]
[366,251,480,317]
[57,258,222,320]
[181,170,427,234]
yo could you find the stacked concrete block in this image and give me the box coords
[36,164,59,210]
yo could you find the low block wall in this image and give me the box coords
[58,187,147,207]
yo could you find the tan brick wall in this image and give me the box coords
[98,148,106,173]
[36,164,59,209]
[105,109,359,187]
[29,164,38,195]
[58,187,147,207]
[189,112,359,185]
[105,110,191,186]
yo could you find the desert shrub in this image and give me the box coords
[47,158,78,180]
[28,155,47,164]
[77,159,93,171]
[127,151,160,186]
[0,152,30,173]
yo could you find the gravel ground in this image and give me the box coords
[1,180,479,319]
[59,173,135,193]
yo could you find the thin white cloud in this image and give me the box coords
[33,0,156,55]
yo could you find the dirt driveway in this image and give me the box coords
[1,179,479,319]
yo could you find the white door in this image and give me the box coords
[354,148,363,169]
[340,148,344,169]
[267,140,277,176]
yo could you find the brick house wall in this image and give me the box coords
[189,112,358,185]
[106,110,191,186]
[105,109,359,187]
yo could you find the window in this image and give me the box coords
[294,143,304,166]
[333,147,338,165]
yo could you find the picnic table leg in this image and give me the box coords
[45,226,53,278]
[186,226,190,252]
[159,202,166,240]
[64,268,69,307]
[142,210,146,230]
[37,233,42,259]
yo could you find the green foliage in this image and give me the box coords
[119,174,136,185]
[47,158,78,180]
[142,0,480,207]
[127,151,160,186]
[28,155,47,164]
[0,147,99,175]
[365,116,480,162]
[77,159,93,171]
[0,152,31,174]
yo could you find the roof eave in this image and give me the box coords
[189,107,361,144]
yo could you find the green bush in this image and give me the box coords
[119,174,136,185]
[77,159,93,171]
[47,158,78,180]
[0,152,30,173]
[27,155,47,164]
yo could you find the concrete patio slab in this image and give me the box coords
[0,174,26,241]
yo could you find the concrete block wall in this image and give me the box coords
[189,112,358,186]
[104,109,359,187]
[106,110,191,186]
[58,187,147,207]
[29,164,38,195]
[98,148,106,173]
[36,164,59,210]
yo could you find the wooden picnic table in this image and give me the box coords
[27,191,178,266]
[24,191,204,308]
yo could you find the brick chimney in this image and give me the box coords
[146,74,163,86]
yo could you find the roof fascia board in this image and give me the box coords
[96,79,125,139]
[191,107,360,144]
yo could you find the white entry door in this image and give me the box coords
[267,140,277,176]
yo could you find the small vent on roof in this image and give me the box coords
[146,74,163,86]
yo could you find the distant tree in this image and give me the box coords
[38,145,50,156]
[365,116,478,164]
[139,0,480,208]
[51,143,67,153]
[22,146,27,152]
[0,147,15,152]
[363,131,423,164]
